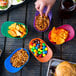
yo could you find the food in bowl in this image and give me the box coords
[0,0,11,10]
[29,38,48,58]
[0,0,25,10]
[55,61,76,76]
[35,14,50,31]
[49,27,69,45]
[8,23,27,38]
[0,0,8,9]
[10,49,29,68]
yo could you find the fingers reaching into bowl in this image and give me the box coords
[35,0,56,16]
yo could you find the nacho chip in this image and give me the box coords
[8,23,27,38]
[50,27,69,45]
[15,30,22,36]
[56,37,65,45]
[8,30,17,37]
[9,23,16,30]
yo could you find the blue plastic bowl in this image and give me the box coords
[4,48,30,73]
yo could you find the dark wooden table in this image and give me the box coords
[0,0,76,76]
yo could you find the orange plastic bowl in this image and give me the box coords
[29,38,53,62]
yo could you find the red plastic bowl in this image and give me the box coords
[48,24,75,45]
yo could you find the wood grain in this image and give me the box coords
[1,4,27,76]
[62,12,76,62]
[0,0,76,76]
[22,2,41,76]
[42,0,63,76]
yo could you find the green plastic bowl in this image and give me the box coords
[1,21,28,39]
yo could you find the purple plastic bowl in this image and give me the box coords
[34,7,52,32]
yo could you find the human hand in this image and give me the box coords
[35,0,56,16]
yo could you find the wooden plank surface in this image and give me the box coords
[0,14,7,76]
[1,4,27,76]
[42,0,62,76]
[62,13,76,62]
[0,0,76,76]
[22,2,41,76]
[0,14,7,50]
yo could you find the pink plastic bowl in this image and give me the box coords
[48,24,75,45]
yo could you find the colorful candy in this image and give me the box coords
[45,48,48,51]
[34,52,37,56]
[29,39,48,58]
[39,54,42,57]
[31,48,34,52]
[30,45,32,48]
[43,54,46,57]
[42,43,46,46]
[36,47,38,50]
[34,50,37,52]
